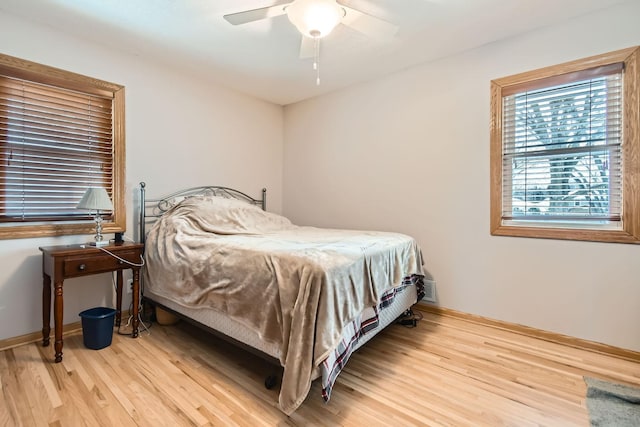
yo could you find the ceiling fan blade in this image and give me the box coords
[340,5,398,40]
[299,36,315,58]
[223,2,291,26]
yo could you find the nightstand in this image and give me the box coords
[39,242,144,362]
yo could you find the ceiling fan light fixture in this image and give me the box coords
[286,0,343,38]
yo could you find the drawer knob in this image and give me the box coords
[78,264,86,271]
[118,260,124,265]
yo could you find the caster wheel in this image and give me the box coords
[265,375,277,389]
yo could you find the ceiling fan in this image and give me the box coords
[223,0,398,84]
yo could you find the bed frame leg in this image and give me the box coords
[265,374,278,389]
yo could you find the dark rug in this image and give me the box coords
[585,377,640,426]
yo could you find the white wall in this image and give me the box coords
[283,1,640,351]
[0,12,284,341]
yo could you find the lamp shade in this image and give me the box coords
[287,0,343,38]
[76,187,113,211]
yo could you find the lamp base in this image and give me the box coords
[90,240,110,247]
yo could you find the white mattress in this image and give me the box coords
[144,283,417,365]
[145,289,283,359]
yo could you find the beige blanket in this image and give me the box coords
[143,194,424,414]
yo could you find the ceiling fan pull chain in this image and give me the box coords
[314,36,320,85]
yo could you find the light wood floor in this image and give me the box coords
[1,309,639,426]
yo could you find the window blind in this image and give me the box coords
[501,67,623,225]
[0,76,114,222]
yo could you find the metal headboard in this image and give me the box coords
[138,181,267,245]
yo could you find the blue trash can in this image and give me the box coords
[79,307,116,350]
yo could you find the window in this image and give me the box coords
[0,53,125,239]
[490,47,640,243]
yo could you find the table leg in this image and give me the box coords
[115,270,123,327]
[132,268,140,338]
[54,280,64,363]
[42,273,51,347]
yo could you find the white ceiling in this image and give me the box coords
[0,0,629,105]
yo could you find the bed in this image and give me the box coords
[138,182,425,414]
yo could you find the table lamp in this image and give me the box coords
[76,187,114,247]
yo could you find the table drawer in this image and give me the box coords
[63,250,141,277]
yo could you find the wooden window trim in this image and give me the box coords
[0,53,125,240]
[490,46,640,244]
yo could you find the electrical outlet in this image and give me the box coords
[126,278,133,294]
